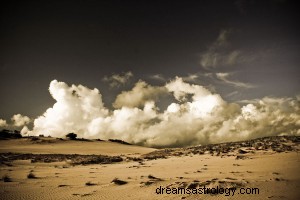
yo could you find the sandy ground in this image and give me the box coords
[0,137,299,200]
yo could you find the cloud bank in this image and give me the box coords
[10,77,297,148]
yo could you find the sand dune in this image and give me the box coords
[0,136,299,199]
[0,137,155,156]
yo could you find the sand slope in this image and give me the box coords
[0,136,299,200]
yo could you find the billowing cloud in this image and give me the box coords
[103,71,133,88]
[21,126,30,135]
[0,114,31,131]
[11,114,30,127]
[113,80,167,108]
[25,78,299,148]
[32,80,109,137]
[165,77,221,102]
[0,119,8,128]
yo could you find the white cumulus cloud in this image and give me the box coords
[0,119,8,128]
[11,114,30,127]
[25,78,299,147]
[113,80,167,108]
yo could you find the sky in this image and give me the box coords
[0,0,299,147]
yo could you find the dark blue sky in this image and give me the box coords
[1,0,299,119]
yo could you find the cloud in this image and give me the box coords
[200,48,241,69]
[199,30,259,91]
[113,80,167,108]
[182,74,199,82]
[0,114,31,131]
[24,78,299,148]
[103,71,133,88]
[165,76,218,102]
[215,29,231,47]
[200,29,244,69]
[0,119,8,128]
[226,91,239,97]
[32,80,109,137]
[149,74,166,81]
[11,114,30,127]
[216,72,255,88]
[21,126,30,135]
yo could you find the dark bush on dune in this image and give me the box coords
[74,155,123,165]
[66,133,77,140]
[27,172,37,179]
[108,139,131,145]
[76,138,91,142]
[0,153,123,165]
[0,129,22,139]
[2,175,12,182]
[30,137,39,141]
[127,157,143,162]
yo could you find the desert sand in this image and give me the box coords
[0,136,299,200]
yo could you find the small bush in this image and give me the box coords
[27,172,37,179]
[0,129,22,139]
[30,137,39,141]
[148,175,162,181]
[127,157,143,162]
[2,175,11,182]
[66,133,77,140]
[108,139,131,145]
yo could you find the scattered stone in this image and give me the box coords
[187,182,198,189]
[112,178,128,185]
[58,184,69,187]
[85,181,97,186]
